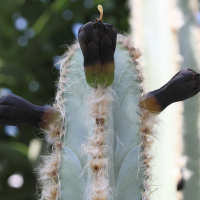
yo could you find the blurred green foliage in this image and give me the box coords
[0,0,129,199]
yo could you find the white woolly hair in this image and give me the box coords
[82,86,114,200]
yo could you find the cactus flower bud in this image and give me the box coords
[139,68,200,113]
[0,94,59,129]
[78,5,117,87]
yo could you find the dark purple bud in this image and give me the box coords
[0,94,59,129]
[78,7,117,87]
[140,68,200,113]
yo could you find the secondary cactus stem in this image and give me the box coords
[98,5,103,21]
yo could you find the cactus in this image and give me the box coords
[39,34,148,200]
[1,5,200,200]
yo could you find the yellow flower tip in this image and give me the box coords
[97,5,103,21]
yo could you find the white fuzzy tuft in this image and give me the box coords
[83,86,114,200]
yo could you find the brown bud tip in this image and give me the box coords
[40,107,60,130]
[139,93,162,114]
[78,19,117,87]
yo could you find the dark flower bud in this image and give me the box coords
[78,6,117,87]
[140,68,200,113]
[0,94,59,129]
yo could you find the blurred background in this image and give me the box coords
[0,0,129,199]
[1,0,200,200]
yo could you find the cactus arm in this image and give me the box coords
[0,94,59,129]
[140,68,200,114]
